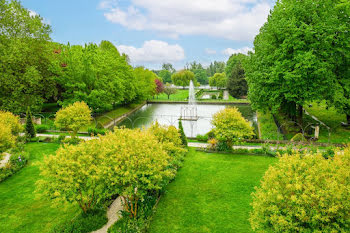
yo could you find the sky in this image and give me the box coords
[21,0,276,70]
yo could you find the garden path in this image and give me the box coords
[91,196,123,233]
[0,153,11,168]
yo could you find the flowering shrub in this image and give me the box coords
[212,107,254,147]
[250,147,350,232]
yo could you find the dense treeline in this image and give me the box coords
[245,0,350,125]
[0,0,157,114]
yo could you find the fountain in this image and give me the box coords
[180,80,198,121]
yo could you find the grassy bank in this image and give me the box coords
[0,143,79,233]
[257,112,282,140]
[149,149,276,233]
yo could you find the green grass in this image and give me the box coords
[156,89,189,101]
[149,149,276,233]
[257,111,282,140]
[0,143,79,233]
[304,102,350,143]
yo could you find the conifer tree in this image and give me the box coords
[25,107,36,138]
[178,120,188,147]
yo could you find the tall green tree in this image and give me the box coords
[226,54,248,98]
[25,107,36,138]
[206,61,225,77]
[158,69,172,83]
[186,61,208,85]
[171,70,196,88]
[0,0,56,113]
[209,73,227,90]
[245,0,349,125]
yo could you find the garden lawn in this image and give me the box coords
[149,149,276,233]
[304,102,350,143]
[156,89,189,101]
[0,143,79,233]
[257,111,282,140]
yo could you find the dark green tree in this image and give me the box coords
[226,54,248,98]
[25,107,36,138]
[206,61,225,77]
[178,120,188,147]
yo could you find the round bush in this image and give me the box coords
[250,147,350,233]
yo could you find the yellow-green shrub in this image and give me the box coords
[0,123,16,152]
[0,110,22,135]
[250,147,350,233]
[54,101,92,138]
[212,107,254,146]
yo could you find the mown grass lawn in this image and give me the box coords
[0,143,79,233]
[156,89,189,101]
[149,149,276,233]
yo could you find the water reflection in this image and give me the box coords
[117,103,257,137]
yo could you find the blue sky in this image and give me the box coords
[21,0,275,70]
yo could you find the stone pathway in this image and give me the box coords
[91,196,123,233]
[0,153,11,168]
[223,90,229,100]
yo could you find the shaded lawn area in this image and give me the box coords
[304,102,350,143]
[149,149,276,233]
[0,143,79,233]
[257,111,282,140]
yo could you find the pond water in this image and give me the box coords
[117,103,257,137]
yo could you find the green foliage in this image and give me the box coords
[171,70,196,88]
[209,73,227,89]
[257,111,281,140]
[206,61,226,77]
[196,134,208,142]
[0,0,55,113]
[25,107,36,138]
[54,101,92,138]
[226,53,248,98]
[250,147,350,232]
[35,124,50,133]
[0,111,22,152]
[245,0,350,123]
[0,110,23,135]
[87,127,107,136]
[51,209,107,233]
[178,120,188,147]
[211,94,217,100]
[290,133,304,142]
[212,107,255,146]
[158,69,172,84]
[133,67,157,100]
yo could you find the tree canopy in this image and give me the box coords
[209,73,227,89]
[171,70,196,88]
[226,53,248,98]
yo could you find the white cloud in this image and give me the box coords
[117,40,185,64]
[205,48,217,55]
[29,9,51,25]
[222,46,253,55]
[101,0,272,41]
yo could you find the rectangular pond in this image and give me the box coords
[117,103,257,137]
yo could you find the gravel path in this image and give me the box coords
[0,153,11,168]
[91,196,123,233]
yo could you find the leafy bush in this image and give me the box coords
[211,94,217,99]
[212,107,255,147]
[51,209,107,233]
[250,147,350,232]
[0,110,23,135]
[88,127,107,136]
[25,107,36,138]
[62,137,82,145]
[196,134,208,142]
[207,138,218,150]
[216,140,231,151]
[55,101,92,138]
[57,135,66,143]
[0,123,16,153]
[35,124,50,133]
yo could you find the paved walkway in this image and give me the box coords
[0,153,11,168]
[92,197,123,233]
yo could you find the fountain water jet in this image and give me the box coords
[180,80,198,121]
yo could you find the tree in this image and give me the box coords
[212,107,254,147]
[178,120,188,147]
[162,83,177,99]
[133,67,157,101]
[25,107,36,138]
[171,70,196,88]
[250,147,350,232]
[155,79,164,97]
[226,54,248,98]
[209,73,227,89]
[0,0,56,113]
[245,0,349,126]
[54,101,92,138]
[158,69,172,84]
[206,61,226,77]
[193,69,208,85]
[162,63,176,74]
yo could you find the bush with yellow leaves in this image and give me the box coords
[0,110,22,135]
[54,101,92,138]
[0,123,16,153]
[250,147,350,232]
[37,128,171,218]
[212,107,255,147]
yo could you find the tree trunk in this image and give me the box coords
[347,114,350,125]
[168,94,170,99]
[297,105,303,128]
